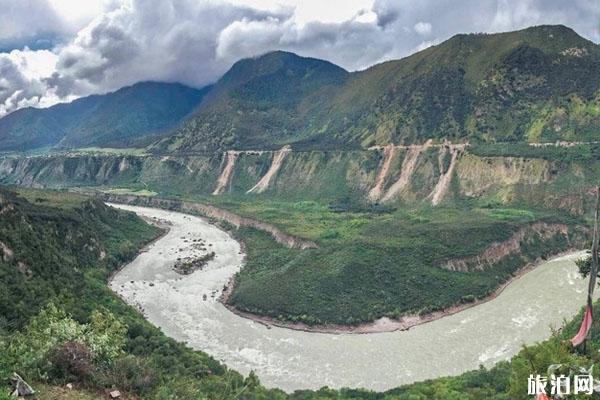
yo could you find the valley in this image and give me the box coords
[0,141,597,326]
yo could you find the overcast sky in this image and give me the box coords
[0,0,598,116]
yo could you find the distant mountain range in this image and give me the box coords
[0,82,209,151]
[1,25,598,153]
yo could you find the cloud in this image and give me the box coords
[0,0,598,117]
[0,0,67,51]
[414,22,432,35]
[0,49,60,115]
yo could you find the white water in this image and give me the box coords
[109,204,591,392]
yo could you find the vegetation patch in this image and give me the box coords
[220,199,584,325]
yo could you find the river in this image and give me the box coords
[109,204,591,392]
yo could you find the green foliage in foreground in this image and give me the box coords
[221,200,584,325]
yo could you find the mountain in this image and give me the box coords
[152,50,349,152]
[0,81,209,151]
[155,25,600,153]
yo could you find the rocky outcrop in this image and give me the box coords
[0,141,597,213]
[247,146,291,194]
[11,373,35,397]
[0,241,13,262]
[440,222,573,272]
[101,194,318,249]
[456,154,551,198]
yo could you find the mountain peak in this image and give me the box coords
[443,24,594,54]
[219,50,348,88]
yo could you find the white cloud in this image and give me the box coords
[48,0,106,28]
[0,48,61,115]
[414,21,432,35]
[489,0,543,32]
[5,48,58,79]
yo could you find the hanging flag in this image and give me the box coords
[571,305,593,347]
[571,186,600,347]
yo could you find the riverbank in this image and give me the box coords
[106,196,585,334]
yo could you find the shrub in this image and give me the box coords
[85,308,127,365]
[6,303,85,379]
[102,356,157,395]
[4,303,126,382]
[49,341,95,383]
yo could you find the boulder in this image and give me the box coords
[10,373,34,397]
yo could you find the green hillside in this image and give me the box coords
[153,51,349,152]
[0,82,209,151]
[156,25,600,153]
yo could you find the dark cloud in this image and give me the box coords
[0,54,50,115]
[49,0,290,95]
[0,0,599,116]
[0,0,66,51]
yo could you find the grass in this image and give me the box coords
[470,142,600,161]
[73,147,148,156]
[482,208,537,221]
[101,188,158,197]
[30,384,103,400]
[13,188,90,209]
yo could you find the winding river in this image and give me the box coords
[109,204,591,392]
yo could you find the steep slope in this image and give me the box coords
[327,25,600,145]
[158,25,600,152]
[0,187,160,328]
[153,51,349,152]
[0,81,209,151]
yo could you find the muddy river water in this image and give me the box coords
[109,204,591,392]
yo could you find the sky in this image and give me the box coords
[0,0,599,116]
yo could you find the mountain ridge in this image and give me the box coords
[153,24,600,153]
[0,81,209,151]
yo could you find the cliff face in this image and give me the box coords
[1,144,598,213]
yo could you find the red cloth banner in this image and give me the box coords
[570,305,593,347]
